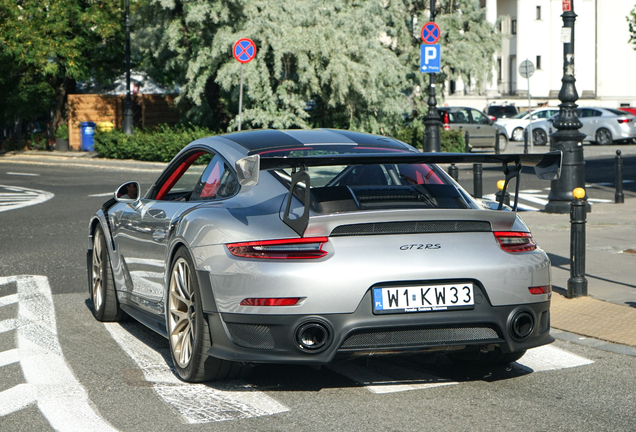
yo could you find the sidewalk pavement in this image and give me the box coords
[520,200,636,348]
[2,150,636,350]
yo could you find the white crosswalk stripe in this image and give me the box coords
[0,275,118,431]
[328,345,594,394]
[104,322,289,424]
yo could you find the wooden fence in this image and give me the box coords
[67,94,180,150]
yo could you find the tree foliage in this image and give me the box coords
[134,0,501,133]
[134,0,412,133]
[0,0,125,132]
[628,6,636,50]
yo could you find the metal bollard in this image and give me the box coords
[494,132,500,155]
[495,180,510,206]
[448,163,458,181]
[523,129,528,154]
[473,164,483,199]
[615,150,624,204]
[567,187,588,298]
[464,131,470,153]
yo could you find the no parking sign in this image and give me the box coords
[233,38,257,63]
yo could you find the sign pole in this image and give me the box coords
[526,60,533,152]
[238,64,244,131]
[421,0,441,152]
[232,38,257,132]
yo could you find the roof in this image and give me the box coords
[219,129,411,153]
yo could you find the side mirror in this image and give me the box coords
[531,115,538,120]
[235,154,260,186]
[115,182,141,203]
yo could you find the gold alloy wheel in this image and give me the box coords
[91,229,104,312]
[168,257,195,368]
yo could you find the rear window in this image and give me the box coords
[487,106,518,117]
[605,108,629,116]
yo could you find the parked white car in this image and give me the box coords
[527,107,636,146]
[496,108,560,142]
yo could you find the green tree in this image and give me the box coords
[134,0,411,132]
[628,6,636,49]
[132,0,500,133]
[0,0,125,132]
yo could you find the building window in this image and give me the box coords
[497,58,502,82]
[536,6,541,20]
[511,19,517,35]
[536,56,542,70]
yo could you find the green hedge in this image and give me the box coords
[392,124,465,153]
[94,124,215,162]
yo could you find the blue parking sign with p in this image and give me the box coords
[420,44,441,73]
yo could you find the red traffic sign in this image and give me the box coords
[562,0,571,11]
[233,38,257,63]
[421,22,440,45]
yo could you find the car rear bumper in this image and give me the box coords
[204,287,553,364]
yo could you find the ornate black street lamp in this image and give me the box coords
[545,1,586,213]
[122,0,134,135]
[423,0,441,152]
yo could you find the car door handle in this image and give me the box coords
[148,209,167,219]
[152,229,167,241]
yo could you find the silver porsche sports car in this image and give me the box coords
[88,129,561,382]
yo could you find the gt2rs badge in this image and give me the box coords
[400,244,441,250]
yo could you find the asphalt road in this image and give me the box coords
[1,150,635,431]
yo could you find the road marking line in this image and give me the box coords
[6,172,39,176]
[516,345,594,372]
[328,345,593,394]
[0,293,19,307]
[0,185,53,213]
[0,384,36,416]
[88,192,114,197]
[104,322,288,423]
[0,348,19,367]
[328,361,456,394]
[0,275,118,431]
[0,318,18,334]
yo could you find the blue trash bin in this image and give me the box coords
[79,122,97,151]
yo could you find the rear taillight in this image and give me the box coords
[617,118,632,124]
[493,231,537,253]
[240,298,300,306]
[226,237,328,259]
[529,285,552,295]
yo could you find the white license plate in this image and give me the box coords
[373,283,474,313]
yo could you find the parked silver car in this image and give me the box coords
[88,129,560,382]
[527,107,636,145]
[438,107,509,151]
[496,108,560,142]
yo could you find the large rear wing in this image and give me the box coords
[234,151,562,236]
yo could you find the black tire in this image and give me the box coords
[532,128,548,146]
[595,128,612,145]
[497,134,508,152]
[90,225,125,322]
[447,348,526,366]
[166,247,248,382]
[512,127,524,142]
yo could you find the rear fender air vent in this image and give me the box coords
[330,220,491,237]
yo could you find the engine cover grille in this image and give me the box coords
[340,327,499,349]
[330,220,491,237]
[226,323,275,350]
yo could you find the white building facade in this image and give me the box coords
[446,0,636,110]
